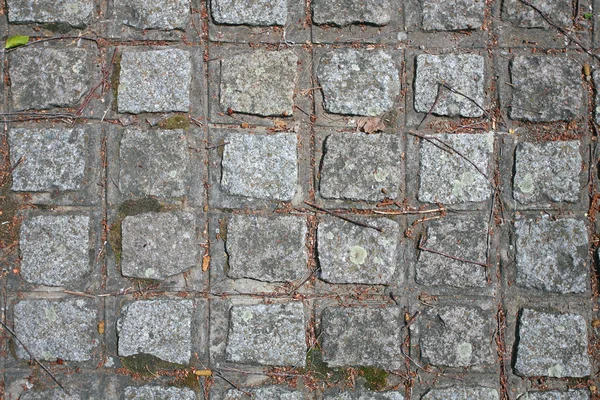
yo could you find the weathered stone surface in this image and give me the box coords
[20,215,90,287]
[595,71,600,125]
[514,309,591,378]
[317,217,399,284]
[226,302,306,366]
[118,49,192,114]
[509,56,582,122]
[14,299,97,361]
[221,132,298,201]
[418,132,493,204]
[226,214,307,282]
[321,307,403,368]
[9,128,86,192]
[422,0,485,31]
[9,47,94,111]
[318,49,400,116]
[312,0,391,26]
[518,390,590,400]
[117,300,193,364]
[320,132,403,201]
[115,0,190,30]
[20,389,81,400]
[211,0,287,25]
[515,218,588,294]
[123,386,196,400]
[220,50,297,117]
[7,0,93,26]
[121,212,197,280]
[224,386,303,400]
[422,387,499,400]
[416,216,488,288]
[325,392,404,400]
[503,0,572,28]
[414,54,485,117]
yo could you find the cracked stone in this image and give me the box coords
[123,386,196,400]
[422,0,485,31]
[211,0,288,25]
[503,0,572,28]
[422,387,499,400]
[7,0,93,26]
[115,0,190,30]
[312,0,391,26]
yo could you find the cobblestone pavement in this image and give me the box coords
[0,0,600,399]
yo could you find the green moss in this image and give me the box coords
[158,115,190,130]
[111,52,122,111]
[43,22,74,34]
[301,347,348,384]
[120,354,185,376]
[360,366,388,391]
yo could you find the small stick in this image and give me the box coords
[373,207,445,216]
[440,83,490,119]
[63,290,96,298]
[418,236,490,268]
[217,366,303,378]
[417,83,442,130]
[213,370,252,396]
[205,141,229,150]
[303,201,383,232]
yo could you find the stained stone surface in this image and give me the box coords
[121,212,198,280]
[515,218,588,294]
[7,0,94,26]
[418,132,493,204]
[514,309,591,378]
[115,0,190,30]
[312,0,392,26]
[518,390,590,400]
[14,299,98,361]
[509,56,582,122]
[503,0,572,28]
[225,302,306,366]
[325,392,404,400]
[123,386,196,400]
[220,50,298,116]
[117,300,194,365]
[224,386,303,400]
[320,132,403,201]
[422,387,499,400]
[20,389,82,400]
[321,307,403,369]
[117,49,192,114]
[20,215,90,286]
[317,217,399,284]
[318,49,400,116]
[226,214,307,282]
[595,71,600,125]
[422,0,485,31]
[211,0,288,25]
[414,54,485,117]
[221,132,298,201]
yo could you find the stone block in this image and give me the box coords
[123,386,196,400]
[503,0,572,28]
[595,71,600,125]
[7,0,93,26]
[312,0,391,26]
[224,386,303,400]
[422,387,499,400]
[518,390,590,400]
[115,0,190,30]
[211,0,287,25]
[20,389,82,400]
[325,392,404,400]
[422,0,485,31]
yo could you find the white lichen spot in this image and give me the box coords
[373,168,388,182]
[517,173,534,194]
[547,363,564,377]
[349,245,368,265]
[242,309,254,322]
[144,268,156,278]
[457,342,473,363]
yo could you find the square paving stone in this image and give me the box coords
[317,217,400,285]
[321,307,403,368]
[414,54,485,117]
[317,49,401,116]
[7,0,93,26]
[509,56,582,122]
[14,299,98,362]
[312,0,392,26]
[117,49,192,114]
[226,214,307,283]
[121,212,198,280]
[224,386,303,400]
[211,0,287,25]
[515,218,588,294]
[418,132,493,204]
[221,132,298,201]
[225,302,306,366]
[514,309,591,377]
[513,141,582,204]
[220,50,298,117]
[324,391,404,400]
[320,132,403,202]
[114,0,190,30]
[422,0,485,31]
[20,215,91,287]
[124,386,196,399]
[421,386,499,400]
[518,390,590,400]
[117,300,194,365]
[20,388,83,400]
[503,0,572,28]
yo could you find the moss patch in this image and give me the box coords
[120,353,185,376]
[111,52,122,112]
[158,115,190,130]
[360,366,388,391]
[301,347,348,384]
[43,22,74,34]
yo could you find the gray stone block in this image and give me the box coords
[595,71,600,125]
[503,0,572,28]
[325,392,404,400]
[117,300,193,364]
[317,217,399,285]
[14,299,98,361]
[225,302,306,366]
[414,54,485,117]
[320,132,403,201]
[20,215,90,287]
[226,214,307,282]
[321,307,403,368]
[115,0,190,30]
[224,386,303,400]
[118,49,192,114]
[418,132,493,204]
[422,0,485,31]
[121,212,198,280]
[509,56,582,122]
[124,386,196,400]
[220,50,297,117]
[221,132,298,201]
[20,389,81,400]
[515,218,588,294]
[211,0,287,25]
[312,0,391,26]
[7,0,93,26]
[518,390,590,400]
[422,387,499,400]
[317,49,400,116]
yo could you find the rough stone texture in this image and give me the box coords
[7,0,93,26]
[226,214,307,283]
[118,129,190,199]
[312,0,391,26]
[220,50,298,117]
[325,392,404,400]
[416,216,488,288]
[117,300,193,365]
[514,141,582,204]
[225,303,306,366]
[422,387,499,400]
[14,299,97,361]
[121,212,197,280]
[115,0,190,30]
[118,49,192,114]
[518,391,590,400]
[595,71,600,125]
[503,0,572,28]
[221,132,298,201]
[321,307,403,368]
[123,386,196,400]
[20,215,90,287]
[9,47,94,111]
[418,132,493,204]
[20,389,82,400]
[224,387,303,400]
[317,217,399,284]
[515,218,588,294]
[211,0,288,26]
[509,56,582,122]
[318,49,400,116]
[514,309,591,378]
[9,128,86,192]
[320,132,403,201]
[414,54,485,117]
[422,0,485,31]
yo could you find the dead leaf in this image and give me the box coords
[240,122,250,129]
[357,117,385,134]
[194,369,212,376]
[202,254,210,271]
[97,321,105,334]
[273,119,288,131]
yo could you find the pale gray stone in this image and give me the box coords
[20,389,81,400]
[595,71,600,125]
[422,387,499,400]
[326,392,404,400]
[124,386,196,400]
[211,0,288,25]
[518,390,590,400]
[312,0,391,26]
[7,0,93,26]
[422,0,485,30]
[503,0,572,28]
[115,0,190,30]
[224,386,303,400]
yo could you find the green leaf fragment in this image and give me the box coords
[584,12,593,19]
[5,35,29,49]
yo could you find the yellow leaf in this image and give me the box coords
[97,321,105,334]
[194,369,212,376]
